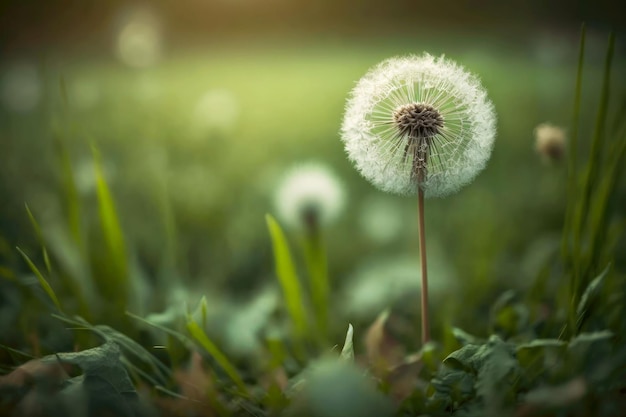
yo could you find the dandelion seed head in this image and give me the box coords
[274,163,345,230]
[341,54,496,197]
[534,122,566,164]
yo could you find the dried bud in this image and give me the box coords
[534,122,566,164]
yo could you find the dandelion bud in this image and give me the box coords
[274,163,345,231]
[341,54,496,197]
[534,122,566,164]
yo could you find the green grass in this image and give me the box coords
[0,32,625,417]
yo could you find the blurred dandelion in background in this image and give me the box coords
[274,163,345,231]
[191,89,240,138]
[114,6,163,69]
[0,63,41,113]
[534,122,566,164]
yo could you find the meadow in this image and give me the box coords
[0,28,625,416]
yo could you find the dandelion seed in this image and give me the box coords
[341,54,496,197]
[274,163,345,231]
[534,122,566,164]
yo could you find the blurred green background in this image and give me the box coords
[1,1,625,357]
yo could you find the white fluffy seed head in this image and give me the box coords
[274,163,346,230]
[341,54,497,197]
[534,122,566,164]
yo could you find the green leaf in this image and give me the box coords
[186,317,248,395]
[451,327,484,346]
[576,263,611,331]
[16,246,62,312]
[430,369,476,405]
[443,344,480,374]
[53,133,84,253]
[92,145,129,310]
[301,230,330,343]
[490,290,528,338]
[568,330,613,351]
[43,341,140,417]
[475,340,519,417]
[561,23,585,263]
[24,203,52,274]
[340,323,354,361]
[53,314,171,385]
[49,341,135,392]
[265,214,309,340]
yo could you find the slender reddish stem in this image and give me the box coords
[418,187,430,345]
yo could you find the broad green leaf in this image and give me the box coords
[16,246,62,312]
[430,369,475,404]
[186,317,248,395]
[443,344,480,374]
[475,340,519,417]
[43,341,140,417]
[265,214,308,340]
[47,341,135,393]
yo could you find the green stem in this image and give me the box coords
[303,227,329,345]
[418,187,430,344]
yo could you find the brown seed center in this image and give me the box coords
[393,103,444,139]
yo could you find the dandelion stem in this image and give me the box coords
[417,187,430,344]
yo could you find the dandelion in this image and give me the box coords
[341,54,496,344]
[342,54,496,197]
[534,122,566,164]
[274,163,345,231]
[274,163,346,343]
[115,6,162,68]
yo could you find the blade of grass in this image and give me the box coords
[562,23,586,261]
[24,203,52,274]
[571,31,615,308]
[301,230,329,345]
[24,204,92,321]
[16,247,62,312]
[127,311,195,350]
[53,133,84,253]
[563,24,586,316]
[265,214,309,341]
[92,145,129,310]
[186,317,249,395]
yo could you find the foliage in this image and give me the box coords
[0,26,625,417]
